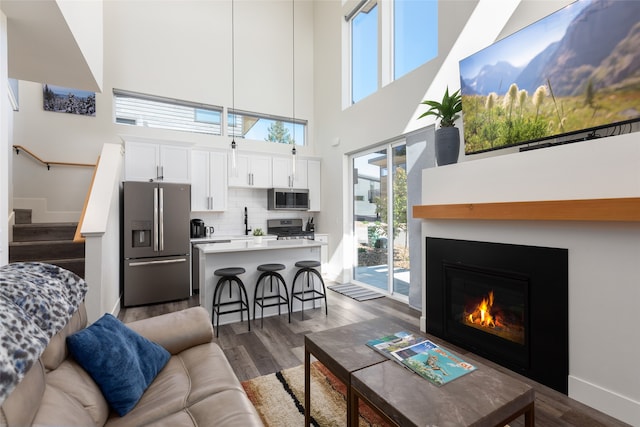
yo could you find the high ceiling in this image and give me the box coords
[1,0,102,92]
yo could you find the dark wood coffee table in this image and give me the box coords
[305,318,535,427]
[303,318,402,426]
[350,359,535,426]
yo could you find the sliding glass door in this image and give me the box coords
[352,142,409,298]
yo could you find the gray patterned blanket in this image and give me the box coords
[0,262,88,406]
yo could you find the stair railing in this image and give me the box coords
[13,145,97,169]
[74,156,101,243]
[13,144,98,243]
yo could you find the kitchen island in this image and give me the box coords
[195,239,326,325]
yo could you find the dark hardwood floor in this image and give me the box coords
[119,285,630,427]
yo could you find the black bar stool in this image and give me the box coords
[253,263,290,327]
[290,260,327,320]
[212,267,250,337]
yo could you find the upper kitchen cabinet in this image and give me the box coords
[191,149,227,211]
[307,159,321,211]
[272,157,308,189]
[227,153,272,188]
[124,141,191,183]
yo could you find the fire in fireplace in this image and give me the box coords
[452,272,526,345]
[426,237,568,394]
[464,290,525,343]
[464,291,525,344]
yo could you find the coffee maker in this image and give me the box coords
[190,219,206,238]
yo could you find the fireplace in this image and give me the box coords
[426,237,568,393]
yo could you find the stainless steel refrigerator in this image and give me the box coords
[122,181,191,306]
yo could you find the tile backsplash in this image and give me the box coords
[190,188,316,236]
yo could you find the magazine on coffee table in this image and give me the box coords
[366,332,476,386]
[366,331,427,362]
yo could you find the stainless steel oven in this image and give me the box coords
[267,218,314,240]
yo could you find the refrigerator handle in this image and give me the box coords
[129,258,187,267]
[159,187,165,251]
[153,187,159,251]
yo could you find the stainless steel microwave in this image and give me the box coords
[267,188,309,210]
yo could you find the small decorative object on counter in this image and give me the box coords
[253,228,264,244]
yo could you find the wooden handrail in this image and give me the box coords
[74,156,101,243]
[13,145,96,169]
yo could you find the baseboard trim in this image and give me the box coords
[569,375,639,426]
[110,296,121,319]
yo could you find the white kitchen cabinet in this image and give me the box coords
[228,153,272,188]
[272,156,308,189]
[191,150,227,211]
[124,141,191,183]
[307,159,321,211]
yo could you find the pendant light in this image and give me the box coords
[290,0,296,180]
[230,0,238,175]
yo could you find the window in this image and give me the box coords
[347,0,438,104]
[228,110,306,146]
[394,0,438,79]
[114,90,223,135]
[351,2,378,104]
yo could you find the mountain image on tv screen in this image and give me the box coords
[459,0,640,154]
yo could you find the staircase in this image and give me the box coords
[9,209,85,278]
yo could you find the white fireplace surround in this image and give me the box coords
[419,133,640,426]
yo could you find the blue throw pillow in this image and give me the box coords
[66,313,170,417]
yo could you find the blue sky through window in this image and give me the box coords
[351,1,439,104]
[394,0,438,79]
[352,4,378,104]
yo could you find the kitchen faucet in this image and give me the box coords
[244,207,252,235]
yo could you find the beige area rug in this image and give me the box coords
[242,361,392,427]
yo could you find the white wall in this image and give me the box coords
[55,0,103,92]
[81,143,123,323]
[420,133,640,425]
[104,0,314,154]
[1,10,8,265]
[11,0,315,228]
[1,0,102,92]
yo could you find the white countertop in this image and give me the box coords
[196,238,325,254]
[190,235,277,243]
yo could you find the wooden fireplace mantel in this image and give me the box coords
[412,197,640,222]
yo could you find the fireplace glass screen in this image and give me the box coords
[444,262,529,368]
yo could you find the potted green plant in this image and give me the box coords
[252,228,264,244]
[418,86,462,166]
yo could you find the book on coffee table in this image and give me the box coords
[366,332,476,386]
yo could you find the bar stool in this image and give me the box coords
[212,267,250,337]
[290,260,327,320]
[253,263,290,327]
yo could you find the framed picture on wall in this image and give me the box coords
[43,84,96,116]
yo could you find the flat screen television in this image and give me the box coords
[459,0,640,154]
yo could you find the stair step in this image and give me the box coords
[9,240,85,262]
[14,209,32,225]
[13,223,78,242]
